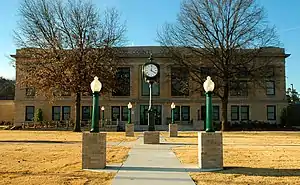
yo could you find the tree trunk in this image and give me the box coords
[73,92,81,132]
[221,98,230,131]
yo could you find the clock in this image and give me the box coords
[143,63,158,78]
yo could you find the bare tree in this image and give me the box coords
[14,0,127,132]
[158,0,280,130]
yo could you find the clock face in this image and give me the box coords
[144,64,158,77]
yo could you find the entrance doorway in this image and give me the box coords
[140,105,162,125]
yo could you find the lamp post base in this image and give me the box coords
[144,131,160,144]
[198,131,223,170]
[169,124,178,137]
[125,124,134,137]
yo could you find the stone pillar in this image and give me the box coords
[82,132,106,169]
[144,131,160,144]
[198,132,223,171]
[169,124,178,137]
[125,124,134,137]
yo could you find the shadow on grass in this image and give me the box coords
[176,135,198,138]
[0,140,80,144]
[159,142,197,146]
[105,166,300,177]
[217,167,300,177]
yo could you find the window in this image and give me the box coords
[112,67,130,96]
[62,106,71,120]
[241,106,249,120]
[142,73,160,96]
[230,81,248,96]
[111,106,120,121]
[171,67,189,96]
[173,106,180,121]
[52,106,61,121]
[181,106,190,121]
[197,109,201,120]
[213,106,220,120]
[267,105,276,120]
[121,106,128,121]
[25,106,35,121]
[201,105,206,120]
[266,81,275,95]
[82,106,91,121]
[231,105,239,121]
[25,88,35,96]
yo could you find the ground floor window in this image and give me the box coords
[52,106,61,121]
[231,105,239,121]
[267,105,276,120]
[25,106,35,121]
[111,106,128,121]
[82,106,91,121]
[241,106,250,120]
[200,105,219,121]
[62,106,71,120]
[140,105,162,125]
[181,106,190,121]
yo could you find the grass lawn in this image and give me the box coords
[0,131,135,185]
[166,132,300,185]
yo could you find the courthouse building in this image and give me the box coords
[13,46,289,130]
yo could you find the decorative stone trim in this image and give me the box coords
[169,124,178,137]
[82,132,106,169]
[125,124,134,137]
[144,131,160,144]
[198,131,223,171]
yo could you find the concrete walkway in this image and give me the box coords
[111,137,196,185]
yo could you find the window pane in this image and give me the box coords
[121,106,128,121]
[25,106,35,121]
[142,75,160,96]
[201,106,206,120]
[25,88,35,96]
[112,67,130,96]
[62,106,71,120]
[173,106,180,121]
[241,106,249,120]
[140,105,148,125]
[267,105,276,120]
[82,106,91,121]
[171,67,189,96]
[266,81,275,95]
[52,106,61,121]
[111,106,120,121]
[231,105,239,120]
[181,106,190,121]
[213,106,219,120]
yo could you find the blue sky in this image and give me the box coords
[0,0,299,91]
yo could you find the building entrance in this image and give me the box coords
[140,105,162,125]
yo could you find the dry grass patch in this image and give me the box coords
[0,130,138,142]
[0,131,132,185]
[172,132,300,185]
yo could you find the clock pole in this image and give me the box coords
[148,81,155,131]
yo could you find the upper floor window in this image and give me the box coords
[25,87,35,96]
[171,67,189,96]
[25,106,35,121]
[112,67,130,96]
[142,73,160,96]
[266,81,275,95]
[230,81,248,96]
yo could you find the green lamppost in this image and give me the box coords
[101,106,105,127]
[203,76,215,132]
[171,102,175,124]
[127,102,132,124]
[90,76,102,133]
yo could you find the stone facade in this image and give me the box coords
[198,132,223,170]
[169,124,178,137]
[12,46,289,130]
[82,132,106,169]
[144,131,160,144]
[0,100,14,122]
[125,124,134,137]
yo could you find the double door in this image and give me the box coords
[140,105,162,125]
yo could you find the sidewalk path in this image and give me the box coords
[111,137,196,185]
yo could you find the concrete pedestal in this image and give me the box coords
[82,132,106,169]
[144,131,160,144]
[169,124,178,137]
[125,124,134,137]
[198,132,223,171]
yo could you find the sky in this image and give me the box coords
[0,0,299,90]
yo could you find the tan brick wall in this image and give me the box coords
[0,100,15,122]
[13,46,289,126]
